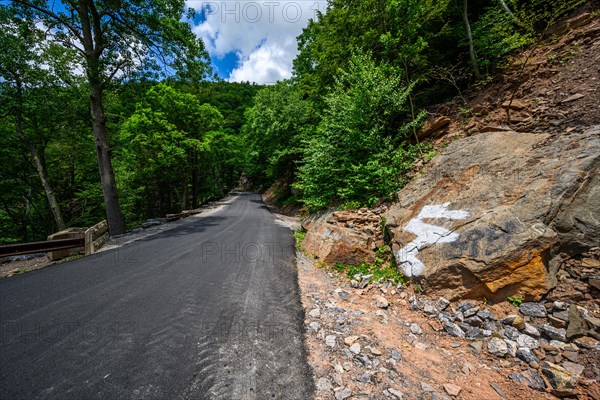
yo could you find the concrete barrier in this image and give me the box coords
[84,220,108,256]
[47,228,86,261]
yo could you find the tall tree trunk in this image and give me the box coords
[78,0,125,236]
[462,0,481,80]
[14,79,66,231]
[90,83,125,235]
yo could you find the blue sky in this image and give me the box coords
[186,1,328,83]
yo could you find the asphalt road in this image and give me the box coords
[0,192,313,399]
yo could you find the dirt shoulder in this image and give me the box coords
[295,253,599,400]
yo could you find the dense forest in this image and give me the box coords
[0,0,585,243]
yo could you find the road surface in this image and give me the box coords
[0,193,313,399]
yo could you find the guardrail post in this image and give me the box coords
[85,220,108,256]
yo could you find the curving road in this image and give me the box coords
[0,193,313,399]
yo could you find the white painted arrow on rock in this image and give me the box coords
[395,203,469,277]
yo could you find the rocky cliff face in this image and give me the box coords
[384,126,599,301]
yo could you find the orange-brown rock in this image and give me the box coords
[385,127,600,302]
[418,116,451,140]
[301,209,385,266]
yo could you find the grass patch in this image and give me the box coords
[293,229,306,251]
[334,245,409,285]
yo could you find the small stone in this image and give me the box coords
[316,377,333,391]
[435,297,450,311]
[517,347,538,363]
[410,323,423,335]
[516,334,540,349]
[477,309,495,321]
[560,93,585,103]
[463,307,478,318]
[509,370,546,392]
[356,373,372,383]
[500,315,517,325]
[369,347,382,356]
[549,340,566,350]
[387,387,403,399]
[562,350,579,363]
[488,337,508,357]
[504,339,517,357]
[523,324,540,338]
[573,336,599,349]
[466,327,482,339]
[552,310,570,322]
[423,304,436,315]
[309,321,320,331]
[469,341,483,353]
[464,316,483,327]
[490,383,506,398]
[415,342,430,351]
[420,381,436,392]
[443,383,461,396]
[334,387,352,400]
[566,304,588,339]
[359,274,373,289]
[539,325,567,342]
[437,311,453,323]
[333,373,343,386]
[326,335,336,347]
[355,354,372,367]
[519,302,547,318]
[541,361,578,391]
[456,301,475,312]
[349,343,361,354]
[390,349,402,360]
[443,321,465,338]
[561,361,584,376]
[454,311,464,322]
[344,335,359,346]
[409,296,422,311]
[308,308,321,318]
[350,280,359,288]
[334,364,344,374]
[553,301,568,311]
[375,295,389,309]
[502,326,520,341]
[548,315,567,329]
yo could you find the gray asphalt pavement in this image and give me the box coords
[0,192,313,399]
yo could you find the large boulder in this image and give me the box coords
[385,127,599,301]
[301,209,385,266]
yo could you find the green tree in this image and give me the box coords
[243,82,313,192]
[295,53,424,210]
[10,0,211,235]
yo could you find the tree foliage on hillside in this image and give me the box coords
[243,0,586,210]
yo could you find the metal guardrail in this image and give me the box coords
[0,238,85,257]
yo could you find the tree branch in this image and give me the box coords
[11,0,84,43]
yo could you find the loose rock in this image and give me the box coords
[519,303,547,318]
[488,337,508,357]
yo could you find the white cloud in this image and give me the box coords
[188,1,326,84]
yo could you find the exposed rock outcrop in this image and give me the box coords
[301,208,385,266]
[384,126,599,301]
